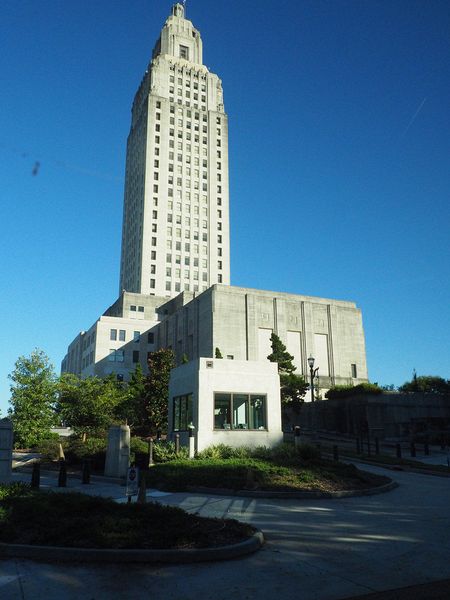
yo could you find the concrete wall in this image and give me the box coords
[168,358,283,451]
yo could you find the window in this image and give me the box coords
[109,349,124,363]
[148,332,154,344]
[173,394,193,431]
[227,355,234,360]
[138,306,144,312]
[119,330,126,342]
[130,305,137,312]
[214,393,266,430]
[150,279,155,289]
[134,331,140,343]
[108,349,116,362]
[110,329,117,341]
[179,45,189,60]
[133,350,140,364]
[351,364,357,378]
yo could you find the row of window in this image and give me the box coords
[172,393,267,432]
[110,329,155,344]
[108,349,152,364]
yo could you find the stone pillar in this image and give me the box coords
[0,419,13,484]
[104,425,130,478]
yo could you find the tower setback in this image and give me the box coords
[119,3,230,298]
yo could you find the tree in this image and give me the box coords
[8,349,57,448]
[115,364,148,433]
[267,333,296,374]
[267,333,308,409]
[399,374,450,395]
[181,353,189,364]
[57,373,125,440]
[145,348,175,434]
[215,347,223,359]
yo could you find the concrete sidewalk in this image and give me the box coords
[1,464,450,600]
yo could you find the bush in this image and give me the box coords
[64,436,107,470]
[153,440,188,463]
[325,383,383,400]
[36,434,64,461]
[295,442,321,461]
[196,444,250,460]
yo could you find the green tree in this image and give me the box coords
[181,353,189,364]
[399,374,450,395]
[57,374,124,439]
[145,348,175,435]
[267,333,308,409]
[267,333,296,374]
[215,347,223,359]
[115,364,147,433]
[8,349,57,448]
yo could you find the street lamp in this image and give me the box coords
[308,355,319,403]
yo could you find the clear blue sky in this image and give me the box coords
[1,0,449,414]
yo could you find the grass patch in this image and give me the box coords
[146,455,389,493]
[0,483,254,549]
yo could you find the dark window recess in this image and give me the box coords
[148,332,155,344]
[351,364,357,378]
[133,351,140,363]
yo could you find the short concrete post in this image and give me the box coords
[375,438,380,455]
[82,459,91,484]
[188,425,195,459]
[294,426,301,448]
[424,442,429,456]
[410,442,416,458]
[104,425,130,478]
[31,461,40,489]
[333,445,339,461]
[137,471,146,504]
[396,443,402,459]
[0,418,13,484]
[175,433,180,455]
[58,459,67,487]
[148,438,154,467]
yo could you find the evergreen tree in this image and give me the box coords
[115,364,147,432]
[8,349,57,447]
[267,333,296,374]
[215,347,223,359]
[267,333,308,409]
[145,348,175,435]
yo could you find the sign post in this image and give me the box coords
[126,465,139,502]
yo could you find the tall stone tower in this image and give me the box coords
[119,3,230,298]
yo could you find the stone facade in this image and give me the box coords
[119,2,230,298]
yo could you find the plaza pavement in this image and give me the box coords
[1,463,449,600]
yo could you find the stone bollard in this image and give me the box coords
[424,442,429,456]
[0,418,13,484]
[104,425,130,479]
[375,438,380,455]
[410,442,416,458]
[188,425,195,459]
[58,460,67,487]
[31,461,40,489]
[396,443,402,459]
[356,438,361,455]
[137,471,147,504]
[333,445,339,461]
[294,426,301,448]
[175,433,180,455]
[82,459,91,484]
[148,438,154,467]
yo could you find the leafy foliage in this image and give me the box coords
[267,333,296,374]
[145,348,175,435]
[115,364,147,433]
[267,333,308,407]
[215,347,223,359]
[325,383,383,399]
[399,374,450,394]
[8,349,57,448]
[57,374,123,438]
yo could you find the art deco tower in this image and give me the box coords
[119,3,230,298]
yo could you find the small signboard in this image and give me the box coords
[126,466,139,498]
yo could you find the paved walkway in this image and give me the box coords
[1,464,450,600]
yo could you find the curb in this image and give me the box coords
[339,455,450,479]
[0,530,264,564]
[185,480,398,499]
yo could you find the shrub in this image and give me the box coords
[325,383,383,400]
[36,434,64,461]
[153,440,188,463]
[64,436,107,470]
[295,442,321,461]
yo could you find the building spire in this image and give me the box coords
[172,2,185,19]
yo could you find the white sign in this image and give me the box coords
[126,466,139,497]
